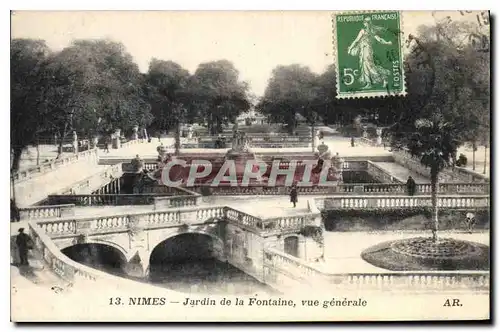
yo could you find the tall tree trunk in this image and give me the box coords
[174,121,181,156]
[483,145,488,174]
[35,136,40,166]
[472,140,476,170]
[430,166,439,242]
[36,144,40,166]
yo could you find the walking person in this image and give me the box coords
[16,228,34,266]
[406,175,416,196]
[290,184,298,208]
[351,136,355,147]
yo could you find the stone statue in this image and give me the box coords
[231,130,250,153]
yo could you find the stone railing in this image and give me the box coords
[263,247,489,292]
[12,148,99,184]
[356,137,380,147]
[120,138,146,149]
[334,182,490,195]
[366,161,402,183]
[19,204,75,220]
[392,150,489,183]
[58,163,123,195]
[26,219,169,292]
[36,205,228,237]
[36,203,319,239]
[225,207,319,236]
[47,193,174,206]
[190,185,335,196]
[316,195,490,211]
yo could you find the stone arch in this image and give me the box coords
[60,240,129,260]
[149,230,225,258]
[60,241,128,276]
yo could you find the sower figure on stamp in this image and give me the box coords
[290,184,298,208]
[16,228,34,266]
[406,176,416,196]
[347,17,392,89]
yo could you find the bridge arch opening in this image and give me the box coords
[284,236,300,258]
[148,232,270,295]
[61,243,127,277]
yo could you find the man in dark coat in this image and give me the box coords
[16,228,33,266]
[406,176,416,196]
[290,184,298,208]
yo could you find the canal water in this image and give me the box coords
[62,244,275,296]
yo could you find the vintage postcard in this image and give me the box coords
[10,10,490,322]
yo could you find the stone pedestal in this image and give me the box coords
[112,129,121,149]
[92,137,99,149]
[187,126,193,139]
[132,125,139,140]
[72,131,78,154]
[376,128,383,145]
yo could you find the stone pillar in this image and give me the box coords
[376,128,383,146]
[132,125,139,140]
[72,131,78,154]
[112,129,122,149]
[187,126,193,139]
[92,136,99,149]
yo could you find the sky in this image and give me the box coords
[10,10,486,96]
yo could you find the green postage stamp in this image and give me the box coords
[333,11,406,98]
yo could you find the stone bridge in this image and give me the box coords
[31,204,323,284]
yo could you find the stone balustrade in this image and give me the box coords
[19,204,75,220]
[392,150,489,183]
[26,219,168,291]
[316,195,490,211]
[263,247,489,291]
[335,182,490,195]
[153,193,202,209]
[58,163,123,195]
[47,194,170,206]
[366,161,402,183]
[120,138,146,149]
[12,148,99,184]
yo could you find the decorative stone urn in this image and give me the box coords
[331,152,344,183]
[112,129,122,149]
[132,125,139,140]
[157,144,169,162]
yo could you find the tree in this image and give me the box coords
[192,60,250,135]
[257,64,319,135]
[388,112,461,241]
[11,39,51,175]
[385,21,490,241]
[145,59,193,155]
[44,39,152,153]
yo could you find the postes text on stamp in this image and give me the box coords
[333,11,406,99]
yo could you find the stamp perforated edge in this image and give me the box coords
[331,10,408,100]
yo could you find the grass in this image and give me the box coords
[361,238,490,271]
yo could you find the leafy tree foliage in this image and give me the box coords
[192,60,250,135]
[11,38,50,173]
